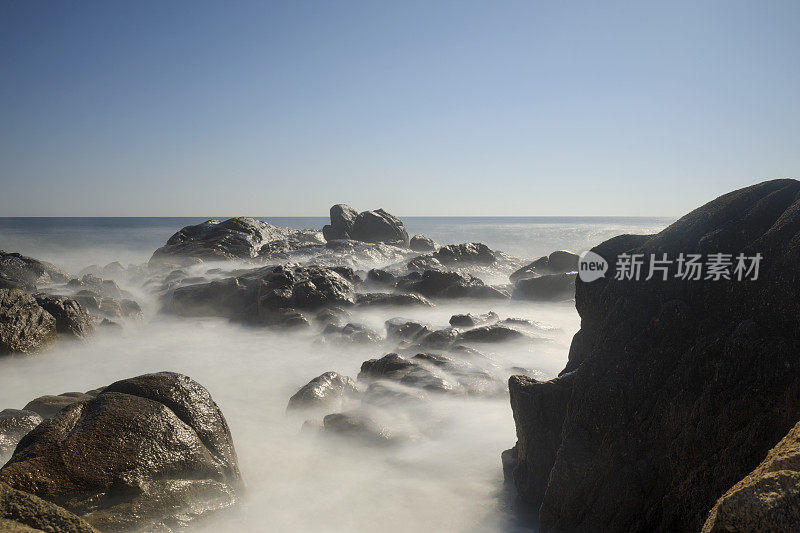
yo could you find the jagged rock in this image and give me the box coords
[33,295,93,339]
[510,250,579,282]
[354,292,433,308]
[0,372,241,531]
[350,209,409,247]
[703,419,800,532]
[397,270,509,299]
[506,179,800,532]
[457,324,526,343]
[0,251,67,292]
[150,217,323,265]
[449,311,499,328]
[0,289,57,355]
[0,410,42,464]
[0,482,99,533]
[512,272,576,301]
[287,372,358,411]
[409,235,437,252]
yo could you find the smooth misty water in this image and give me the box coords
[0,217,671,532]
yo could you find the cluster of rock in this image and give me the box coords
[0,372,241,532]
[322,204,410,247]
[504,179,800,531]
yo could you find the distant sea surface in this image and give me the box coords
[0,216,674,273]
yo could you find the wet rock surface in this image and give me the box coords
[0,410,43,464]
[33,295,93,339]
[0,289,57,355]
[506,179,800,532]
[0,482,99,533]
[397,270,509,300]
[0,251,67,292]
[287,372,358,411]
[0,372,241,532]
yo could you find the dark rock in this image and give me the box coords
[0,289,57,355]
[34,295,93,339]
[322,322,382,345]
[457,324,526,343]
[419,328,459,349]
[385,319,431,342]
[507,179,800,532]
[355,292,433,308]
[0,410,42,463]
[366,268,396,285]
[0,251,67,292]
[350,209,409,247]
[433,243,495,266]
[702,419,800,532]
[150,217,322,265]
[322,204,359,241]
[512,272,576,301]
[0,372,241,531]
[510,250,579,282]
[321,413,395,446]
[287,372,357,411]
[23,392,95,419]
[409,235,437,252]
[0,482,99,533]
[397,270,509,299]
[449,311,499,328]
[313,307,350,328]
[361,382,427,407]
[358,353,416,381]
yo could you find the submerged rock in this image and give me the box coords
[506,179,800,531]
[449,311,499,328]
[457,324,526,343]
[321,413,395,446]
[397,270,509,300]
[287,372,358,411]
[0,289,57,355]
[0,372,242,531]
[321,322,382,345]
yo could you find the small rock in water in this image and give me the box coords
[287,372,358,412]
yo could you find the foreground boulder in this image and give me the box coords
[0,372,241,531]
[322,205,409,247]
[0,289,57,355]
[150,217,323,265]
[703,419,800,532]
[505,179,800,531]
[0,482,98,533]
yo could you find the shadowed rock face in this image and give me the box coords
[0,289,57,355]
[0,372,241,532]
[506,179,800,532]
[703,419,800,532]
[33,295,94,339]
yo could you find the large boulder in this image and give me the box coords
[409,235,437,252]
[0,251,67,292]
[0,482,99,533]
[149,217,323,265]
[0,289,57,355]
[350,209,409,247]
[322,204,359,241]
[0,372,241,531]
[505,179,800,531]
[703,419,800,532]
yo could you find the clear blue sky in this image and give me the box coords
[1,0,798,216]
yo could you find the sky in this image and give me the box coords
[1,0,799,217]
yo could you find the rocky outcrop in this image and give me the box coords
[33,295,93,339]
[287,372,357,411]
[506,179,800,531]
[0,372,241,531]
[165,264,355,325]
[322,205,409,247]
[0,251,67,292]
[702,419,800,532]
[0,482,99,533]
[149,217,323,265]
[0,289,57,355]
